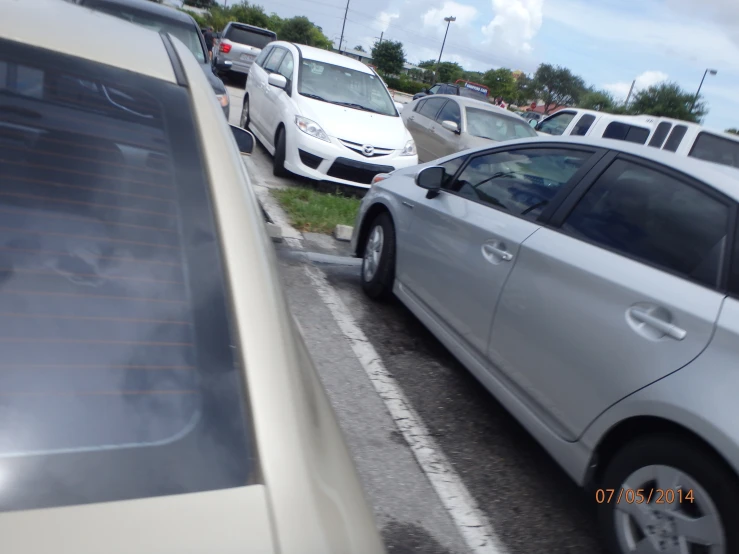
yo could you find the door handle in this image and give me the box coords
[408,116,415,121]
[402,201,414,209]
[628,307,687,341]
[482,243,512,262]
[430,128,436,134]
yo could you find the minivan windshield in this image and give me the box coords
[225,26,276,49]
[80,0,206,63]
[466,107,538,141]
[298,59,397,117]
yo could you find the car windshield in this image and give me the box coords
[225,26,275,49]
[298,59,397,117]
[81,1,206,63]
[0,40,255,512]
[466,107,538,141]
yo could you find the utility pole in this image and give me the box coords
[435,16,456,82]
[338,0,350,55]
[624,79,636,106]
[691,68,717,112]
[374,32,384,45]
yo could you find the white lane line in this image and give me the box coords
[303,264,508,554]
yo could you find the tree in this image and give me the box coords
[183,0,214,7]
[417,59,463,83]
[511,73,535,106]
[482,68,516,100]
[628,82,707,123]
[579,89,616,112]
[533,63,586,114]
[278,16,331,48]
[354,45,366,52]
[727,128,739,135]
[371,40,405,76]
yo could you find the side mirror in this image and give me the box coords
[530,120,538,129]
[268,73,288,89]
[441,120,459,134]
[394,101,404,113]
[415,166,445,198]
[230,125,255,155]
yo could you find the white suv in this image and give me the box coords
[242,42,418,188]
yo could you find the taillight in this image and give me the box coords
[220,42,232,53]
[372,173,391,185]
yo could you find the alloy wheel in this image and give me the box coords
[363,225,384,282]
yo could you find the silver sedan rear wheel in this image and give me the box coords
[240,97,249,129]
[614,464,724,554]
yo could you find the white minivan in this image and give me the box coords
[241,42,418,188]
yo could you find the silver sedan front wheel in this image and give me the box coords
[240,97,249,129]
[363,224,384,283]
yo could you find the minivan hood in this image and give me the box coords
[297,97,409,149]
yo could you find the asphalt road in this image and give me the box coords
[225,83,611,554]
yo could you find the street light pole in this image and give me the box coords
[691,68,717,112]
[435,16,456,82]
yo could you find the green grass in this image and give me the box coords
[273,187,361,234]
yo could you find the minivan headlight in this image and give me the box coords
[400,139,416,156]
[295,116,330,142]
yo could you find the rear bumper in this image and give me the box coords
[214,56,254,75]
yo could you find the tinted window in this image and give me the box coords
[225,26,275,48]
[414,98,426,112]
[428,85,441,94]
[277,50,294,81]
[689,132,739,170]
[571,114,596,136]
[602,122,650,144]
[465,107,537,141]
[264,47,286,72]
[450,148,593,220]
[80,1,206,63]
[648,122,672,148]
[436,100,461,126]
[0,41,255,511]
[663,125,688,152]
[440,156,465,189]
[563,159,728,287]
[419,97,446,119]
[537,112,576,136]
[255,44,273,67]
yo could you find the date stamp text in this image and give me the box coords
[595,488,694,504]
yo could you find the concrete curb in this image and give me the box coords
[253,185,304,246]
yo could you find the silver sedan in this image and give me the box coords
[351,135,739,554]
[401,94,538,163]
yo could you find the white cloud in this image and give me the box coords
[377,11,400,33]
[604,70,669,101]
[481,0,543,54]
[422,2,479,30]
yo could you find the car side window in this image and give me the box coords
[414,98,426,113]
[277,50,294,82]
[255,44,273,67]
[663,125,688,152]
[730,224,739,297]
[689,132,739,170]
[570,114,596,136]
[448,148,593,220]
[418,97,446,120]
[602,122,650,144]
[537,112,576,136]
[428,84,441,94]
[562,159,729,288]
[439,156,466,189]
[263,47,285,73]
[648,122,672,148]
[436,100,461,126]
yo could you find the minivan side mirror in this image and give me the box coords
[268,73,288,89]
[230,125,255,154]
[415,166,445,198]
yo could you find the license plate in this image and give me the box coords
[240,53,256,61]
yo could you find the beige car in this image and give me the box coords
[402,94,538,162]
[0,1,384,553]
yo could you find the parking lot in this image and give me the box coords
[226,84,609,554]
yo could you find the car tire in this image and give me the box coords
[361,212,395,301]
[240,96,250,130]
[598,435,738,554]
[273,127,288,177]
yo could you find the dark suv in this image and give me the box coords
[412,81,489,103]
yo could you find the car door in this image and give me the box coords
[411,97,448,162]
[488,154,732,440]
[399,145,602,358]
[246,44,274,133]
[536,111,577,136]
[261,48,294,141]
[427,98,462,159]
[252,47,286,141]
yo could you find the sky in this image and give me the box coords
[217,0,739,131]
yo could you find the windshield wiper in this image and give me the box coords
[301,93,330,103]
[331,101,382,114]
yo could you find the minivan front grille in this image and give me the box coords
[338,138,394,158]
[327,157,394,185]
